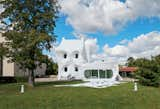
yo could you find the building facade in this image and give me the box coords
[0,33,46,77]
[55,37,121,81]
[119,66,138,78]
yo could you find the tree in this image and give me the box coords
[0,43,7,59]
[40,55,58,75]
[0,0,59,86]
[126,57,135,66]
[0,42,8,74]
[45,58,58,75]
[136,58,160,87]
[126,55,160,87]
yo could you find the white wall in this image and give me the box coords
[56,49,85,80]
[0,33,14,76]
[2,58,14,77]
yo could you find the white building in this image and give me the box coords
[55,37,121,81]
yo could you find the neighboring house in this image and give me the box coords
[55,37,121,81]
[0,33,46,77]
[119,66,138,78]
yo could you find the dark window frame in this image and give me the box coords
[64,67,68,72]
[75,67,78,72]
[75,53,79,59]
[64,53,67,59]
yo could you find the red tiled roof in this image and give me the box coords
[119,67,138,72]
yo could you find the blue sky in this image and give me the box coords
[51,0,160,63]
[1,0,160,63]
[54,15,160,52]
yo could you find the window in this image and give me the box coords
[75,53,78,59]
[106,70,113,78]
[84,69,113,79]
[99,70,105,78]
[75,67,78,72]
[92,70,98,78]
[84,70,92,79]
[64,54,67,59]
[64,67,68,72]
[84,70,98,79]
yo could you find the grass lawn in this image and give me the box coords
[0,81,160,109]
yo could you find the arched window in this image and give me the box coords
[75,67,78,72]
[64,67,68,72]
[72,51,79,59]
[75,53,78,59]
[84,69,113,79]
[99,70,105,78]
[84,70,98,79]
[64,53,67,59]
[106,70,113,78]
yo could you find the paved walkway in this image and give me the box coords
[121,77,137,82]
[35,76,137,83]
[35,75,58,82]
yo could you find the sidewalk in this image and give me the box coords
[35,75,58,82]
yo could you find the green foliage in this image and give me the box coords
[0,76,28,83]
[0,77,16,83]
[15,76,28,82]
[42,57,58,75]
[0,0,59,86]
[126,57,135,67]
[136,68,160,87]
[0,43,8,58]
[126,55,160,87]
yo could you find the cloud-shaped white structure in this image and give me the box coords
[55,37,121,81]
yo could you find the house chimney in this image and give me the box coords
[85,40,91,63]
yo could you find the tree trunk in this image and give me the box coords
[28,69,35,87]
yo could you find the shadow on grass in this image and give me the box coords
[35,80,84,87]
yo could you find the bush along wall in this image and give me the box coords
[0,76,28,83]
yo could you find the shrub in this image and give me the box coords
[136,68,160,87]
[127,55,160,87]
[0,77,28,83]
[15,77,28,82]
[0,77,16,83]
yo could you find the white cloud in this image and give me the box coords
[126,0,160,17]
[60,0,160,35]
[103,44,129,57]
[85,38,99,54]
[0,5,4,14]
[103,31,160,64]
[119,39,129,45]
[72,32,88,39]
[0,5,5,31]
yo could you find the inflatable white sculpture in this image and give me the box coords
[55,37,121,83]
